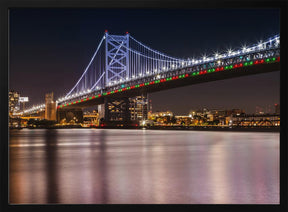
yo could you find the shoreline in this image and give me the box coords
[143,126,280,132]
[12,126,280,132]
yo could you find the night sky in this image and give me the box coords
[9,8,280,115]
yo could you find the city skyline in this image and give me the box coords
[9,8,280,114]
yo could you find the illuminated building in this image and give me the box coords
[232,113,280,127]
[129,94,148,121]
[149,111,174,125]
[9,90,20,116]
[175,116,192,125]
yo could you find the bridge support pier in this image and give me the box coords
[99,96,142,127]
[57,108,83,124]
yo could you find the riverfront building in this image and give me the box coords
[9,90,20,116]
[129,94,148,121]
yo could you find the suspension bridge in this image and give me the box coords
[22,31,280,124]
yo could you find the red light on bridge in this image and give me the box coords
[260,59,264,63]
[105,30,108,33]
[216,68,220,71]
[131,85,135,89]
[126,31,129,34]
[277,57,280,61]
[254,60,259,64]
[107,92,111,95]
[185,74,189,77]
[92,96,95,99]
[220,67,224,71]
[239,63,243,67]
[175,76,179,79]
[57,106,60,109]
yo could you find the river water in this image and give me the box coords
[9,128,279,204]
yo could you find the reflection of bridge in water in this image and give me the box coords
[22,32,280,126]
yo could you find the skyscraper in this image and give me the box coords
[9,90,20,116]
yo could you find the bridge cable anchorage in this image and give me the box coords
[65,35,105,98]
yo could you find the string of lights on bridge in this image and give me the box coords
[56,56,280,109]
[22,33,280,115]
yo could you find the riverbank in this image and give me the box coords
[143,126,280,132]
[16,125,280,132]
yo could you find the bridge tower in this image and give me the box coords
[99,32,135,126]
[105,32,130,86]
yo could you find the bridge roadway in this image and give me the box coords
[57,59,280,110]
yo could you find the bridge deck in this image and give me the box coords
[58,61,280,110]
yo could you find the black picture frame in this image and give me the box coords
[1,0,287,212]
